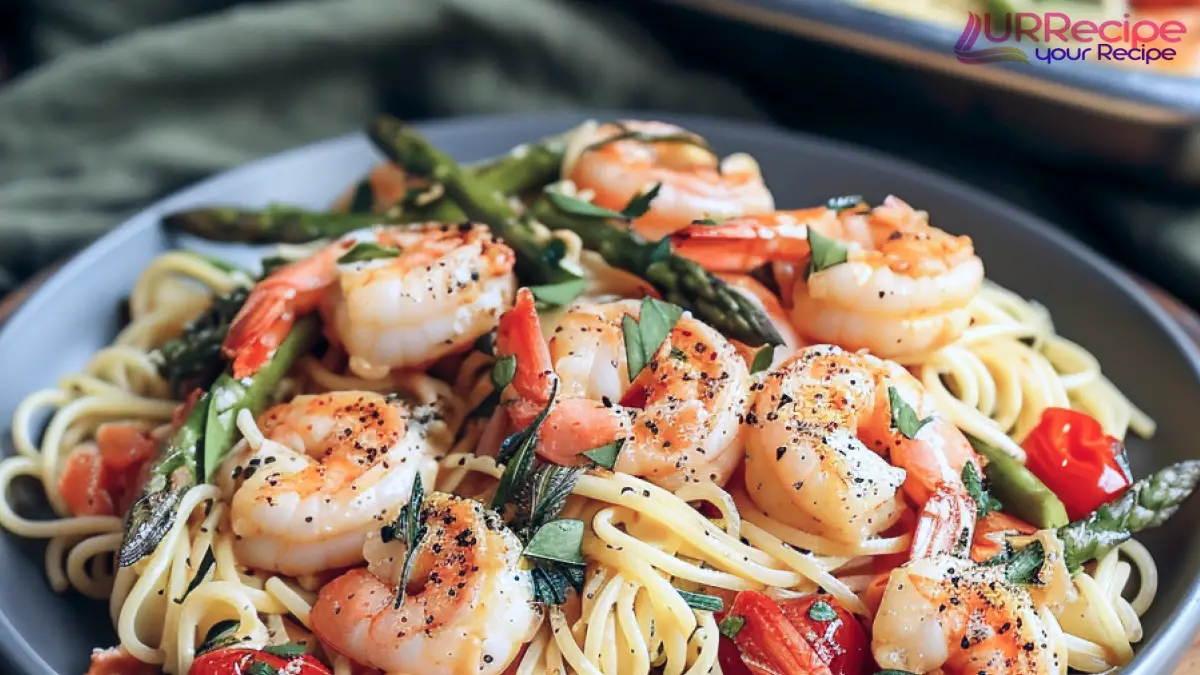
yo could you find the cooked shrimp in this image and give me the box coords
[743,345,981,545]
[670,197,984,358]
[794,196,984,358]
[223,223,516,379]
[496,288,752,490]
[564,120,774,241]
[310,492,540,675]
[221,391,439,576]
[872,555,1057,675]
[331,163,413,213]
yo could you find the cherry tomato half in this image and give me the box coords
[778,595,869,675]
[1022,408,1133,520]
[719,591,834,675]
[189,648,332,675]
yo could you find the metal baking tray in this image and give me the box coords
[652,0,1200,189]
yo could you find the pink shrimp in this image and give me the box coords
[223,223,516,379]
[564,120,775,240]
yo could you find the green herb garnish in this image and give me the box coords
[888,386,931,440]
[807,600,838,622]
[622,297,684,382]
[529,279,587,308]
[491,355,517,391]
[492,380,558,508]
[581,439,624,470]
[545,190,626,220]
[263,642,307,658]
[523,519,586,566]
[806,229,848,277]
[718,614,746,640]
[381,475,427,609]
[963,462,1002,519]
[677,589,724,612]
[749,344,775,375]
[621,183,662,219]
[336,242,401,264]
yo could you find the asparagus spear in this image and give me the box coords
[366,116,578,286]
[118,392,211,566]
[203,315,320,480]
[530,197,784,347]
[1001,460,1200,581]
[366,116,783,347]
[164,134,566,244]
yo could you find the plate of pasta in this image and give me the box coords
[1,112,1199,675]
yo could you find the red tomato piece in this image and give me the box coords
[1022,407,1133,520]
[721,591,834,675]
[777,595,869,675]
[189,647,332,675]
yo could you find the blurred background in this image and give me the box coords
[1,0,1198,309]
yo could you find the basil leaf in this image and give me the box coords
[529,279,587,308]
[381,475,427,609]
[263,642,307,658]
[962,462,1002,519]
[581,439,624,470]
[348,180,375,213]
[826,194,865,213]
[749,344,775,375]
[676,589,723,612]
[718,614,745,640]
[621,182,662,219]
[491,355,517,391]
[524,519,586,566]
[493,380,558,509]
[647,238,672,265]
[888,386,931,440]
[337,242,401,264]
[248,661,279,675]
[180,546,215,602]
[545,190,625,220]
[622,296,684,382]
[807,228,848,277]
[807,600,838,622]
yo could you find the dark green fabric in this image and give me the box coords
[0,0,764,292]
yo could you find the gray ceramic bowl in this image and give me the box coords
[2,113,1199,675]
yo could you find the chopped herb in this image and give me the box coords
[336,241,401,264]
[1004,539,1046,585]
[806,228,848,277]
[676,589,723,612]
[529,279,587,308]
[180,546,215,602]
[622,297,684,382]
[621,182,662,219]
[962,462,1002,519]
[542,238,568,266]
[669,347,688,362]
[718,614,746,640]
[807,600,838,622]
[492,380,558,509]
[491,355,517,391]
[581,439,624,470]
[888,386,931,440]
[197,619,240,655]
[155,288,249,399]
[348,180,375,213]
[523,519,586,566]
[530,564,584,605]
[381,475,427,609]
[749,344,775,375]
[826,195,865,213]
[518,464,586,536]
[545,189,625,220]
[263,642,307,658]
[692,218,722,225]
[247,660,279,675]
[647,237,672,265]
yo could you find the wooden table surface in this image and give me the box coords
[3,268,1200,672]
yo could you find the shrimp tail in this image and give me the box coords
[495,287,556,402]
[222,241,348,378]
[910,482,977,560]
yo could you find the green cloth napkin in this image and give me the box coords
[0,0,764,293]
